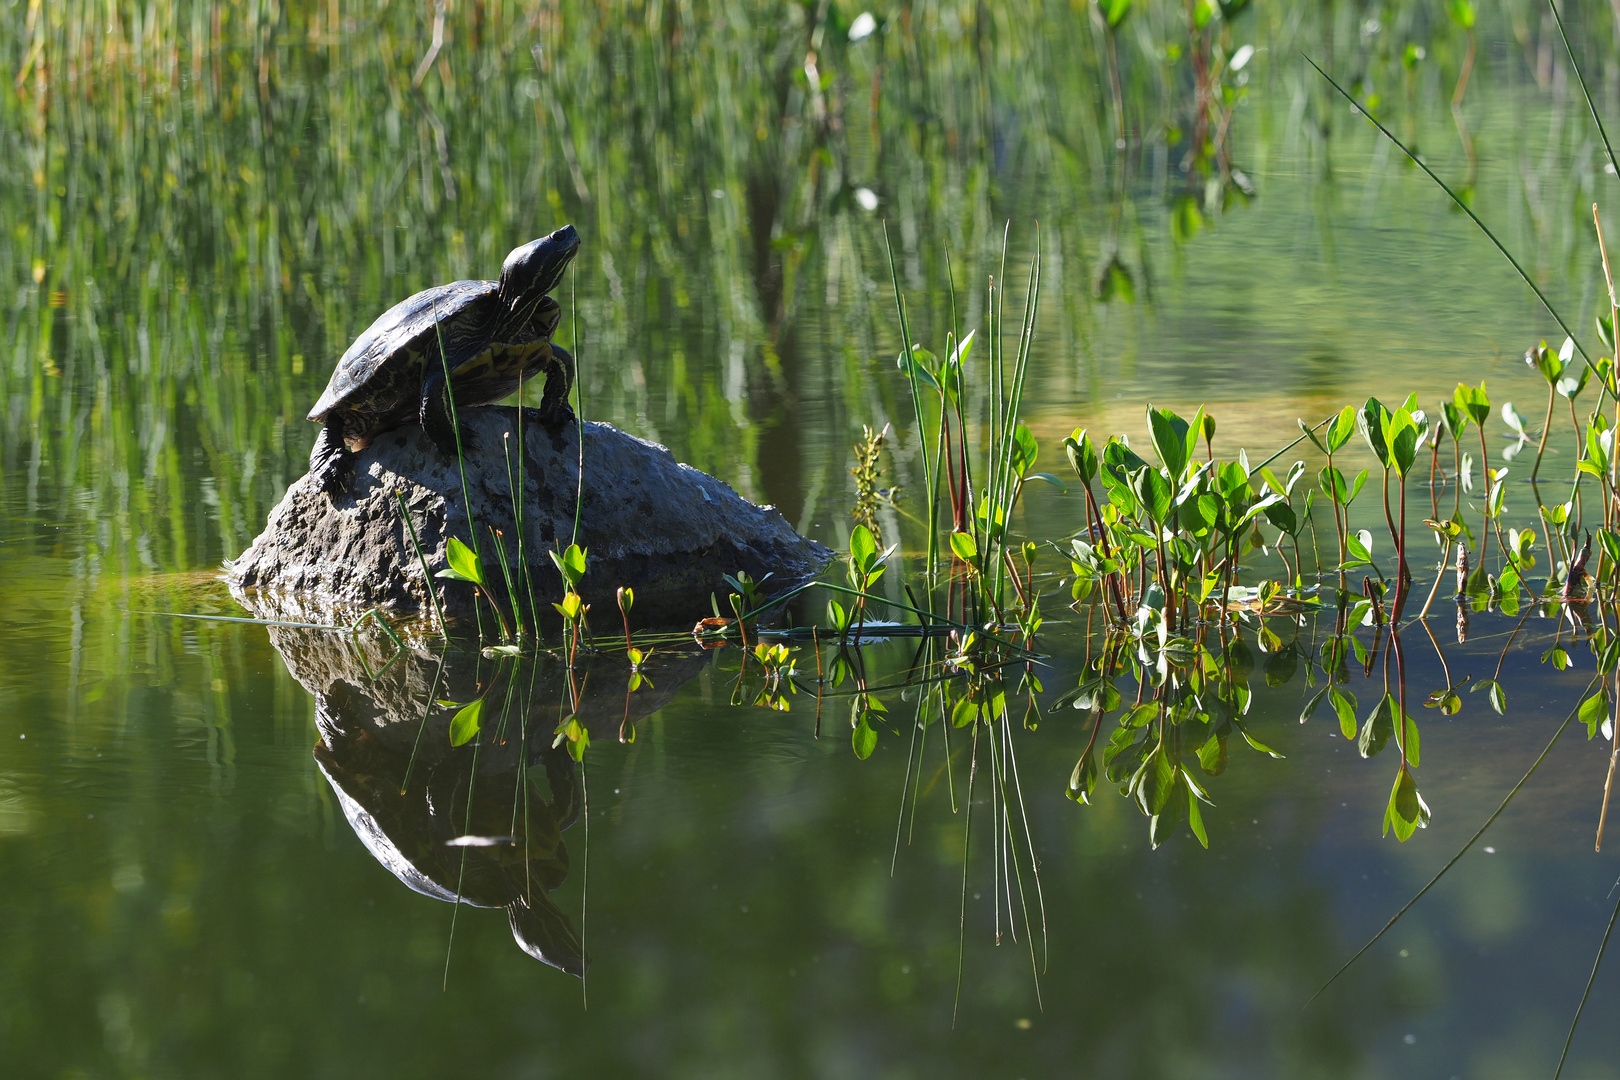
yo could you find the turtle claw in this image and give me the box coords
[315,453,355,501]
[311,417,355,502]
[538,403,576,430]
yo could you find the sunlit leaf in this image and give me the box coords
[1580,690,1609,739]
[449,698,484,747]
[852,719,877,759]
[1236,723,1284,758]
[1359,694,1395,759]
[437,536,485,585]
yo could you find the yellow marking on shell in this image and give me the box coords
[452,342,544,381]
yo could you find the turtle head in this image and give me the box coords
[498,225,580,314]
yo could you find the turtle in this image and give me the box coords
[307,224,582,498]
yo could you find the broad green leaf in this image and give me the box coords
[1558,366,1591,399]
[1237,724,1284,759]
[952,696,979,728]
[1345,529,1374,564]
[1347,469,1369,504]
[1453,381,1491,428]
[563,544,587,581]
[849,524,878,572]
[1385,764,1431,840]
[1402,709,1420,767]
[1064,429,1099,485]
[441,536,484,586]
[1263,500,1298,536]
[1390,422,1418,477]
[1186,786,1209,848]
[1131,465,1174,526]
[1011,424,1040,477]
[1148,777,1185,848]
[1121,702,1161,728]
[1330,686,1358,739]
[826,599,848,630]
[896,348,939,390]
[1440,400,1465,439]
[449,698,484,747]
[1198,731,1228,775]
[1148,746,1178,814]
[1526,342,1563,386]
[565,719,591,762]
[1359,694,1395,758]
[1359,398,1390,466]
[950,531,977,562]
[1066,749,1098,804]
[1581,691,1609,739]
[1147,405,1192,480]
[1327,405,1359,452]
[1300,685,1330,724]
[852,719,877,759]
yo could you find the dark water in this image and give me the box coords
[5,3,1620,1077]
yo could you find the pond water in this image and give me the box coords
[5,3,1620,1077]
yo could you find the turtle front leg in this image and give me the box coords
[538,344,576,427]
[310,415,355,500]
[419,366,473,462]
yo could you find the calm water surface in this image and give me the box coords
[4,4,1620,1077]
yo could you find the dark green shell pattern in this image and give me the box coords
[308,279,560,447]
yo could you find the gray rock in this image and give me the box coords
[228,406,830,628]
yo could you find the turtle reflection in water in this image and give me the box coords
[307,224,581,498]
[256,620,707,973]
[314,677,586,974]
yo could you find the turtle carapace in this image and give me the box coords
[306,224,581,498]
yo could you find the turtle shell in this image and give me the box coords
[308,279,500,427]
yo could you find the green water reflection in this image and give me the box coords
[5,1,1620,1076]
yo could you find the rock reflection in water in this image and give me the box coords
[262,624,706,975]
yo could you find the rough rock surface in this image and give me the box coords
[228,407,830,627]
